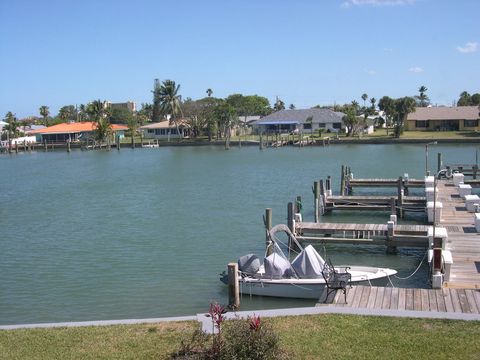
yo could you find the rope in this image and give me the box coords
[393,250,427,280]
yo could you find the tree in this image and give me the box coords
[457,91,471,106]
[87,100,112,146]
[137,103,153,121]
[378,96,396,135]
[370,97,376,110]
[273,97,285,111]
[39,106,50,126]
[289,104,295,110]
[393,96,416,138]
[109,107,133,124]
[58,105,76,122]
[361,93,368,107]
[206,88,213,97]
[159,79,183,141]
[3,112,19,151]
[152,78,162,122]
[471,93,480,105]
[342,106,359,136]
[214,102,237,149]
[305,115,313,135]
[126,116,139,148]
[415,86,429,107]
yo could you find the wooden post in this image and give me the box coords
[287,202,294,234]
[386,221,397,254]
[227,262,240,310]
[340,165,345,196]
[23,140,27,152]
[15,142,18,154]
[44,140,48,152]
[397,176,404,218]
[264,208,273,256]
[67,139,71,153]
[390,197,396,216]
[313,181,320,223]
[295,196,302,214]
[326,176,331,196]
[437,153,442,174]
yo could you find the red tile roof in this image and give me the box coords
[29,122,128,134]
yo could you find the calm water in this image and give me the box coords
[0,144,475,325]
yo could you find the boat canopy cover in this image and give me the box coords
[264,253,294,278]
[291,245,325,278]
[238,254,261,275]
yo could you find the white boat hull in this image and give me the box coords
[239,266,396,299]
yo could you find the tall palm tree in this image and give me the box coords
[361,93,368,107]
[159,79,183,141]
[273,97,285,111]
[370,97,376,109]
[152,79,162,122]
[416,86,429,107]
[206,88,213,97]
[127,117,139,149]
[39,106,50,127]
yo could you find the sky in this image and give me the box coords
[0,0,479,118]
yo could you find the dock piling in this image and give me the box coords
[264,208,272,256]
[313,181,320,222]
[227,262,240,310]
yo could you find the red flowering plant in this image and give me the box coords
[206,302,227,334]
[249,314,261,331]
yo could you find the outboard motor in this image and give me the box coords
[238,254,261,275]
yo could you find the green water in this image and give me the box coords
[0,144,475,325]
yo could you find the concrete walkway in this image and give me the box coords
[2,306,479,332]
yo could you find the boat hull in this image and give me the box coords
[239,267,396,299]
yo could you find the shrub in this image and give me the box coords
[170,304,288,359]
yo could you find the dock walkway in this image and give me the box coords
[318,285,480,314]
[438,181,480,289]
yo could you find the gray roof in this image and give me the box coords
[255,109,344,125]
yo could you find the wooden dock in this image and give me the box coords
[437,181,480,289]
[295,222,430,248]
[318,285,480,314]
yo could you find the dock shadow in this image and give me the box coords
[462,226,477,234]
[455,206,468,211]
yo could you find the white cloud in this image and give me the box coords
[342,0,416,8]
[408,67,424,73]
[456,42,478,54]
[365,69,377,75]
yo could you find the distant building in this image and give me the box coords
[29,122,127,143]
[406,106,480,131]
[140,120,190,139]
[108,101,136,113]
[253,109,345,134]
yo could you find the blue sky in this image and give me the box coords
[0,0,479,118]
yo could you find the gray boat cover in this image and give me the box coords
[238,254,261,275]
[291,245,326,278]
[264,253,294,278]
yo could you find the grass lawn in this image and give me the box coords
[1,314,479,359]
[364,129,480,140]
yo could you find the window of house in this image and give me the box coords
[148,129,154,133]
[333,123,341,129]
[319,123,326,128]
[303,123,312,130]
[464,120,478,127]
[415,120,429,128]
[155,129,161,135]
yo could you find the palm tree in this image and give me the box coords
[152,78,162,122]
[39,106,50,127]
[159,79,183,141]
[370,97,376,109]
[361,93,368,107]
[3,112,19,152]
[273,97,285,111]
[289,104,296,110]
[206,88,213,97]
[378,96,396,136]
[416,86,429,107]
[87,100,111,147]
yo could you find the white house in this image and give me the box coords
[140,120,190,140]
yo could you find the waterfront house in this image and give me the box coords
[29,122,127,143]
[253,109,345,134]
[406,106,480,131]
[140,120,190,140]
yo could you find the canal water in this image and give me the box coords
[0,144,475,325]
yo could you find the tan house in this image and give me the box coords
[406,106,480,131]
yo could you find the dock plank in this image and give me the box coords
[382,287,392,309]
[405,288,414,310]
[397,288,406,310]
